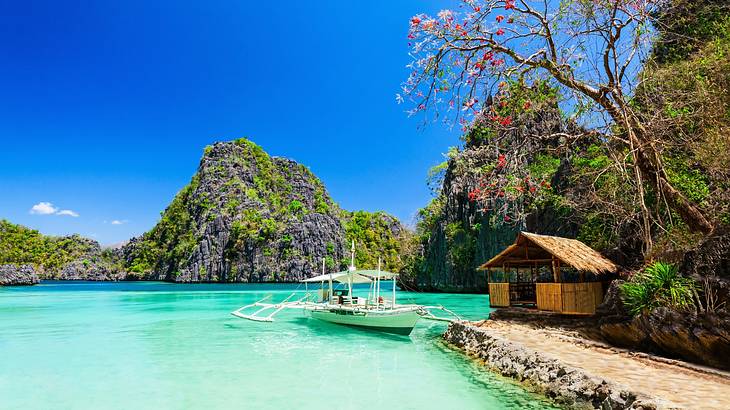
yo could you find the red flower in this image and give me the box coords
[505,0,515,10]
[529,186,537,193]
[504,214,511,222]
[482,51,493,61]
[497,154,507,168]
[496,15,505,23]
[468,191,478,202]
[500,116,512,126]
[523,101,532,110]
[496,28,505,36]
[411,16,421,26]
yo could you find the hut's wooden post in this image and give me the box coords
[552,257,561,283]
[579,271,585,283]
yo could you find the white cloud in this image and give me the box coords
[29,202,79,217]
[110,220,126,225]
[30,202,58,215]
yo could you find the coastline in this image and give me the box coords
[443,320,730,409]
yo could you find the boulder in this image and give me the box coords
[599,307,730,370]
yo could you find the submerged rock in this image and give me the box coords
[0,264,40,286]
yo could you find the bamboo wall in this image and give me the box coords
[536,282,603,314]
[536,283,562,312]
[561,282,603,314]
[488,283,510,307]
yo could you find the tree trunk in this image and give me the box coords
[629,121,714,234]
[597,98,714,235]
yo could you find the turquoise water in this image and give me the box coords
[0,282,559,409]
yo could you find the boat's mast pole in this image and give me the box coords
[376,258,381,306]
[326,258,332,304]
[350,239,356,299]
[392,272,396,309]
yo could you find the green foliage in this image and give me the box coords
[444,221,475,269]
[652,2,730,64]
[314,191,330,214]
[527,154,560,181]
[577,214,617,252]
[664,156,710,204]
[288,200,304,215]
[426,160,448,195]
[621,262,697,316]
[127,177,199,275]
[0,220,115,274]
[343,211,405,272]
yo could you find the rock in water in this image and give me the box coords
[0,265,40,286]
[123,138,404,282]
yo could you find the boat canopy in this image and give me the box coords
[301,269,399,284]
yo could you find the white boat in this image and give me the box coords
[231,244,460,336]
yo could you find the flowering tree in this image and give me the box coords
[401,0,714,242]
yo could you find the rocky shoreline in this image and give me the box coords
[0,264,40,286]
[444,321,665,409]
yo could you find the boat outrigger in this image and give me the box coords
[231,244,461,336]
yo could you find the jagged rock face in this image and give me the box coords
[681,227,730,313]
[45,236,126,281]
[0,265,40,286]
[123,139,357,282]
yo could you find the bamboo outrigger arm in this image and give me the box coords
[416,305,462,322]
[230,293,311,322]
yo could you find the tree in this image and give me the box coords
[401,0,714,251]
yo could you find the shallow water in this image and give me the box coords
[0,282,559,409]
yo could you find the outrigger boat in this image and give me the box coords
[231,244,461,336]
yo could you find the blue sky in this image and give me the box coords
[0,1,460,245]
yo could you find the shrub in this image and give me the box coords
[621,262,697,316]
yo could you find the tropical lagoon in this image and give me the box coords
[0,282,559,410]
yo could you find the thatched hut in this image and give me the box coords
[479,232,618,314]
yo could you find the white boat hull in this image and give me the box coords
[308,307,421,335]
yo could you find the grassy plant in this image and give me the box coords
[621,262,697,316]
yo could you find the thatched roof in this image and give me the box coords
[478,232,618,274]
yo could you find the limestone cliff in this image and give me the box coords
[401,105,578,292]
[123,138,405,282]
